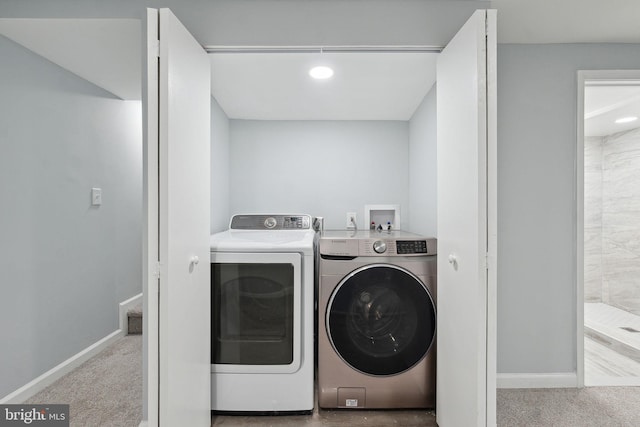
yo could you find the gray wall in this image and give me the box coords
[497,43,640,374]
[408,85,437,237]
[210,97,230,233]
[0,35,142,398]
[228,120,410,230]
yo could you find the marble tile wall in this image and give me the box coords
[584,136,603,302]
[585,128,640,315]
[602,127,640,315]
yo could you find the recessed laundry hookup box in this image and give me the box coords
[365,204,401,230]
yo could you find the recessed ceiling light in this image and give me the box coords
[309,66,334,80]
[615,116,638,124]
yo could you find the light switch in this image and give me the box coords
[91,187,102,206]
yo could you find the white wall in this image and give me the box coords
[408,85,437,237]
[0,35,142,398]
[497,43,640,376]
[229,120,410,230]
[210,97,230,233]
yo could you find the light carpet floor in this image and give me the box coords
[21,335,640,426]
[497,387,640,426]
[24,335,142,427]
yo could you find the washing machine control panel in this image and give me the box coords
[396,240,429,254]
[372,240,387,254]
[359,239,432,256]
[319,231,437,257]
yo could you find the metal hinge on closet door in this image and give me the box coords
[153,261,161,278]
[154,261,161,293]
[152,39,160,57]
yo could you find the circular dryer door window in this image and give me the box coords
[326,264,436,376]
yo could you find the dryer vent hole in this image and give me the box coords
[620,326,640,333]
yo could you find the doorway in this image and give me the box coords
[578,70,640,386]
[0,18,143,408]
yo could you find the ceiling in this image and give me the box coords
[2,2,640,121]
[492,0,640,44]
[0,19,140,100]
[585,83,640,137]
[0,19,436,120]
[210,52,437,120]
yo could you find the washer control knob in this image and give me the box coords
[264,217,277,229]
[373,240,387,254]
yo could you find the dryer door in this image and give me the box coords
[211,251,302,374]
[327,264,436,376]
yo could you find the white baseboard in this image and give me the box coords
[497,372,578,389]
[0,293,143,404]
[120,292,143,332]
[0,329,123,404]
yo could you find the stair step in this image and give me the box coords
[127,304,142,335]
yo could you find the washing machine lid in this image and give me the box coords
[322,230,426,239]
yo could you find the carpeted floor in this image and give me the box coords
[24,335,142,427]
[21,335,640,426]
[497,387,640,426]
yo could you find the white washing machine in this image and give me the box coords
[209,214,316,413]
[318,230,437,409]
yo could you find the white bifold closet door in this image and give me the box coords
[436,9,497,427]
[144,8,211,427]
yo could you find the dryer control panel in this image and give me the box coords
[230,214,311,230]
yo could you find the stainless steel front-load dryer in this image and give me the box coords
[318,230,437,409]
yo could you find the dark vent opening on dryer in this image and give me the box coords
[620,326,640,333]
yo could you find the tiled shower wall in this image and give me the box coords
[584,135,603,303]
[584,127,640,315]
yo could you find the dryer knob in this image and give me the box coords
[373,240,387,254]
